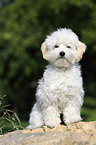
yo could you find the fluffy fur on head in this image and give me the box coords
[27,28,86,129]
[41,28,86,65]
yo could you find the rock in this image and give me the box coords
[0,121,96,145]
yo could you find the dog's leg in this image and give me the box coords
[63,102,82,125]
[27,103,43,129]
[42,106,61,128]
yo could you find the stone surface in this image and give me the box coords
[0,121,96,145]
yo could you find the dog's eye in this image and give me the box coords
[67,46,71,48]
[55,45,59,48]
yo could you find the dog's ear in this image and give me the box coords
[41,42,49,61]
[76,41,86,62]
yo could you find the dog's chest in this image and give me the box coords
[37,64,83,108]
[45,69,76,90]
[46,72,71,91]
[43,64,82,98]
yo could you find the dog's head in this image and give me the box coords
[41,28,86,68]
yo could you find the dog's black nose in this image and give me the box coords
[59,51,65,57]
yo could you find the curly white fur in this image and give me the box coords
[27,28,86,129]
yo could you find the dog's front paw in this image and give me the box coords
[26,125,34,129]
[44,117,61,128]
[64,116,82,125]
[26,124,43,129]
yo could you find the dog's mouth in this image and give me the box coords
[50,51,75,67]
[57,56,65,60]
[57,57,70,63]
[55,56,73,66]
[58,56,64,59]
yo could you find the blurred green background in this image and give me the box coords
[0,0,96,129]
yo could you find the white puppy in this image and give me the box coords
[27,28,86,129]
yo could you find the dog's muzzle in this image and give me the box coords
[59,51,65,57]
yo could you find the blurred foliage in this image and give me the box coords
[0,0,96,121]
[0,109,23,134]
[0,95,23,134]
